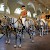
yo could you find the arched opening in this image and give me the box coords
[14,8,31,17]
[14,8,21,15]
[0,3,4,12]
[0,3,10,14]
[27,10,31,17]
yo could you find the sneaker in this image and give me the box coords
[40,34,43,37]
[14,45,17,48]
[31,40,34,43]
[18,44,21,48]
[6,40,8,44]
[40,34,42,37]
[8,40,10,44]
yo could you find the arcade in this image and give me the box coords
[0,0,50,50]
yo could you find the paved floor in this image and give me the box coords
[0,32,50,50]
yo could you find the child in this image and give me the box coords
[5,24,11,44]
[29,24,35,43]
[14,19,22,48]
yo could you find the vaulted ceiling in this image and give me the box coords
[0,0,50,14]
